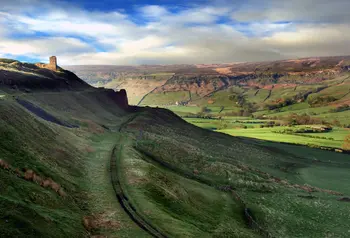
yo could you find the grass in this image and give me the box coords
[2,61,350,238]
[118,107,350,237]
[140,91,190,106]
[0,99,87,238]
[218,125,348,149]
[118,135,258,238]
[82,132,148,237]
[0,91,149,237]
[185,113,349,149]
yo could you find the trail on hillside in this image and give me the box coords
[110,137,168,238]
[137,75,175,106]
[118,114,271,237]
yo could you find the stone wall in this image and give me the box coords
[35,56,57,71]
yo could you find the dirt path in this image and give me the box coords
[83,132,150,238]
[137,75,175,106]
[110,141,168,238]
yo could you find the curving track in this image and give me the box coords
[110,142,168,238]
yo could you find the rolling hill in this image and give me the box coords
[1,58,350,237]
[66,56,350,104]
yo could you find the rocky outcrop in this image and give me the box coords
[106,89,129,110]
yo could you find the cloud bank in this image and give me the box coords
[0,0,350,65]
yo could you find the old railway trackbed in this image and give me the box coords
[111,114,271,238]
[110,141,168,238]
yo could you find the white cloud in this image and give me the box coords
[0,37,93,56]
[140,5,169,18]
[232,0,350,23]
[0,0,350,65]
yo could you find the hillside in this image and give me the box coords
[1,58,350,237]
[66,56,350,130]
[66,56,350,105]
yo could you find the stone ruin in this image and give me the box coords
[49,56,57,71]
[35,56,58,71]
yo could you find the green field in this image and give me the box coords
[219,126,348,149]
[141,91,190,106]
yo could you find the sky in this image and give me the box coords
[0,0,350,65]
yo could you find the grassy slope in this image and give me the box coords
[2,60,350,237]
[0,98,87,237]
[116,108,350,238]
[2,88,350,237]
[118,135,258,238]
[0,89,149,237]
[140,91,190,106]
[137,72,350,127]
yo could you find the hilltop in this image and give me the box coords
[1,58,350,237]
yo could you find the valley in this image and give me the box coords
[67,56,350,151]
[1,58,350,237]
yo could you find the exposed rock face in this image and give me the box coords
[106,89,129,110]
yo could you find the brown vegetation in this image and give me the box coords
[15,168,22,177]
[24,169,35,180]
[3,166,66,197]
[0,159,10,170]
[58,188,67,197]
[41,178,51,188]
[85,120,105,134]
[50,181,61,192]
[85,146,95,153]
[33,173,43,184]
[342,134,350,150]
[83,213,121,231]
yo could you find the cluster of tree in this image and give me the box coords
[308,96,337,106]
[200,106,211,113]
[229,94,246,106]
[228,93,258,112]
[260,121,281,128]
[223,109,253,117]
[283,113,326,126]
[329,104,350,113]
[276,132,335,140]
[264,97,295,110]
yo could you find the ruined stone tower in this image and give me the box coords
[49,56,57,71]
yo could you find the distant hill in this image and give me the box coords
[65,55,350,107]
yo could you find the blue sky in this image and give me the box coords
[0,0,350,65]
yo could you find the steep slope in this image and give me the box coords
[0,59,146,237]
[117,107,350,237]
